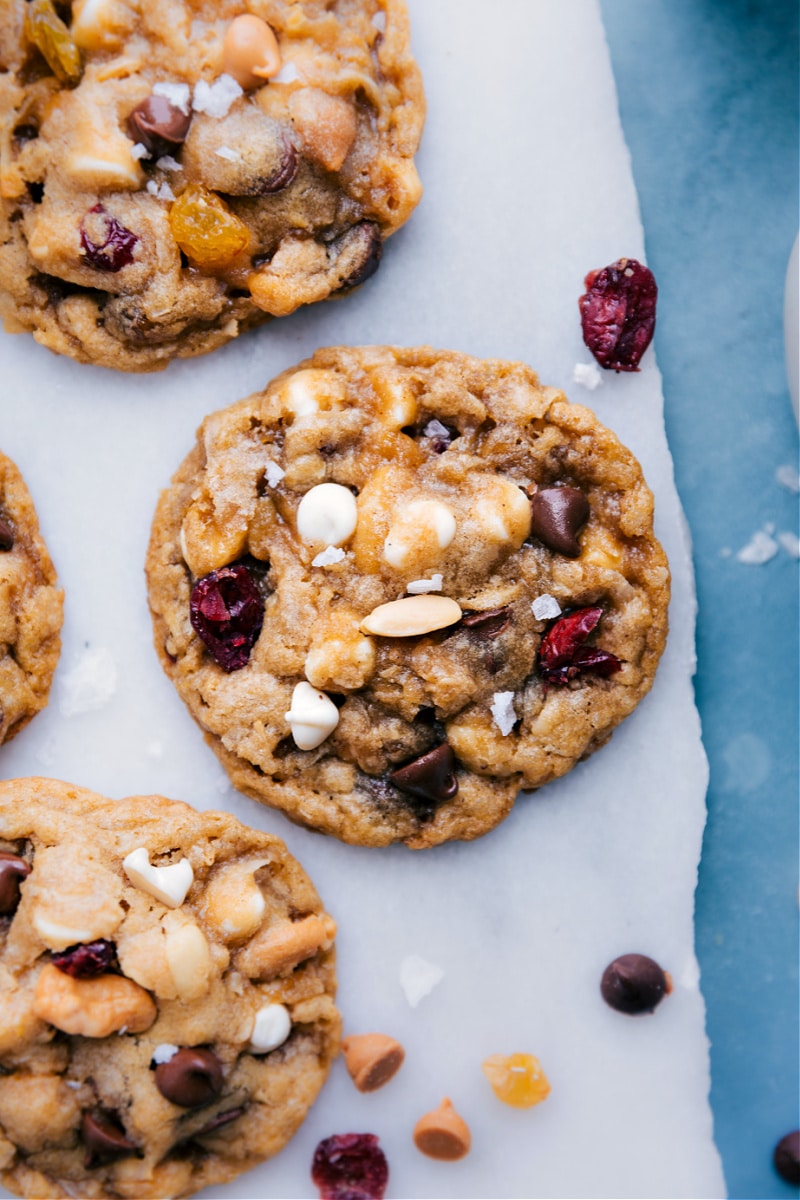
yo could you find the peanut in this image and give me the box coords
[33,963,156,1037]
[235,913,336,981]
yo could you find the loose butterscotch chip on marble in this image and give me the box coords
[147,346,670,849]
[0,778,339,1200]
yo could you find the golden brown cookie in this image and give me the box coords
[0,1,424,370]
[146,346,670,849]
[0,452,62,746]
[0,777,339,1199]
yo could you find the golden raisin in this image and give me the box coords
[168,183,250,270]
[24,0,82,86]
[481,1052,551,1108]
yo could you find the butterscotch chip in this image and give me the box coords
[413,1097,471,1161]
[0,778,339,1200]
[0,451,63,746]
[146,346,669,849]
[342,1032,405,1092]
[0,2,424,371]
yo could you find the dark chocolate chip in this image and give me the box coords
[0,852,30,915]
[194,1106,247,1137]
[13,124,39,143]
[389,742,459,805]
[155,1048,224,1108]
[461,606,512,640]
[259,135,298,194]
[0,519,14,552]
[81,1110,138,1167]
[529,486,590,557]
[127,93,191,159]
[600,953,669,1015]
[336,221,383,291]
[774,1131,800,1184]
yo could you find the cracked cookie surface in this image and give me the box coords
[146,346,670,849]
[0,777,339,1199]
[0,452,62,746]
[0,0,423,371]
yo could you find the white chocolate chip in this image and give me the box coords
[153,82,191,115]
[164,918,212,1002]
[360,595,462,638]
[490,690,517,736]
[406,574,443,594]
[248,1003,292,1054]
[312,545,346,567]
[285,681,340,750]
[383,499,455,569]
[532,593,562,620]
[297,483,358,547]
[122,847,194,908]
[153,1043,179,1065]
[33,914,97,948]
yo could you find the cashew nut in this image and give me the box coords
[235,913,336,981]
[33,964,156,1037]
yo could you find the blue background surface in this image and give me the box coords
[601,3,799,1197]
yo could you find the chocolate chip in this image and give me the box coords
[259,135,298,194]
[336,221,383,291]
[0,852,30,915]
[389,742,459,805]
[0,519,14,552]
[81,1110,138,1167]
[461,606,512,640]
[529,486,590,557]
[155,1048,224,1108]
[774,1131,800,1184]
[128,94,191,159]
[194,1106,247,1137]
[600,953,670,1014]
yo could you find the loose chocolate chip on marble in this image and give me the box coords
[0,852,30,915]
[774,1131,800,1185]
[461,606,512,640]
[600,953,670,1014]
[529,486,589,557]
[52,938,117,978]
[155,1048,224,1108]
[389,743,458,805]
[128,93,192,159]
[81,1109,138,1167]
[0,519,14,551]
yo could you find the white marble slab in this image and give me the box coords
[0,1,725,1196]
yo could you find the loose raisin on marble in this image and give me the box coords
[538,606,621,685]
[24,0,82,86]
[169,183,249,270]
[52,939,117,979]
[189,563,264,672]
[311,1133,389,1200]
[579,257,657,372]
[80,205,139,273]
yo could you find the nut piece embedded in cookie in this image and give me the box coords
[33,963,157,1037]
[360,595,462,638]
[235,913,337,981]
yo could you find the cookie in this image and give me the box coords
[0,1,424,372]
[0,452,63,746]
[146,346,670,849]
[0,777,339,1200]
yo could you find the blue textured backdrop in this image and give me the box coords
[601,2,799,1197]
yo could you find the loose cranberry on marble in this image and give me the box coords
[189,563,264,672]
[80,205,139,272]
[311,1132,389,1200]
[579,257,657,372]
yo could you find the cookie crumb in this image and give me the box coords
[59,647,117,716]
[400,954,444,1008]
[532,593,561,620]
[573,361,603,391]
[735,528,779,564]
[490,690,516,736]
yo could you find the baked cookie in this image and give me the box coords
[0,1,424,371]
[0,777,339,1200]
[0,451,63,746]
[146,347,670,849]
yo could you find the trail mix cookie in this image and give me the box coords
[0,777,339,1199]
[0,1,424,371]
[146,346,670,849]
[0,452,62,746]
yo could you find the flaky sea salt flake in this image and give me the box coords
[59,647,118,716]
[312,546,346,567]
[532,593,562,620]
[423,418,450,439]
[400,955,445,1008]
[153,1043,179,1064]
[406,574,443,594]
[152,82,191,115]
[130,142,149,160]
[156,155,182,172]
[735,529,779,565]
[573,361,603,391]
[193,74,243,119]
[778,531,800,558]
[272,60,299,84]
[490,690,517,736]
[264,460,285,488]
[776,464,800,493]
[215,145,240,162]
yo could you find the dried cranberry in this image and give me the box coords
[579,257,657,371]
[538,605,622,685]
[311,1133,388,1200]
[51,939,117,978]
[80,204,139,273]
[189,563,264,672]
